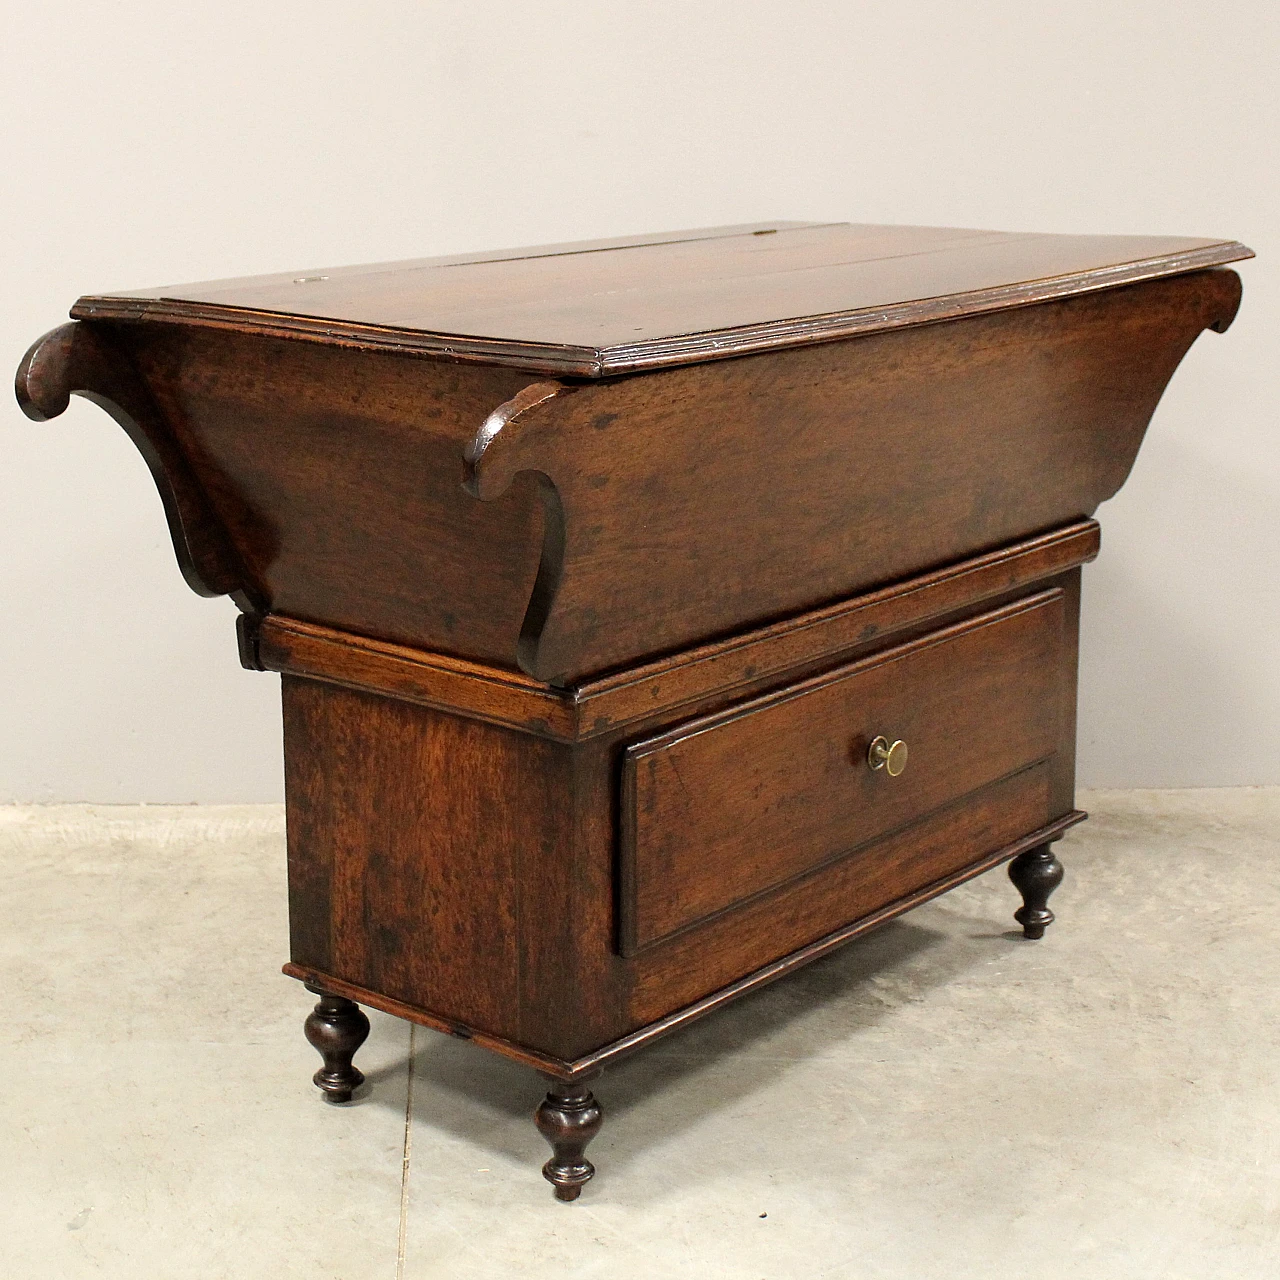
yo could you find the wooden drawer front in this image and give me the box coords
[620,591,1065,954]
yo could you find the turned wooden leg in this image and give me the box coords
[534,1072,603,1202]
[1009,842,1065,940]
[304,985,370,1103]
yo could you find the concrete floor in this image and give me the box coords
[5,789,1279,1278]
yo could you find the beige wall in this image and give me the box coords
[2,1,1275,800]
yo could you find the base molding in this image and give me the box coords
[285,809,1085,1080]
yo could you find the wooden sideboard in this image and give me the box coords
[16,221,1251,1200]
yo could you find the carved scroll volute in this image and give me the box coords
[1204,267,1245,334]
[464,380,577,681]
[15,321,250,606]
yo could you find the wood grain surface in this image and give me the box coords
[621,592,1066,953]
[72,221,1251,375]
[252,519,1099,740]
[20,248,1241,686]
[129,328,542,669]
[470,269,1241,681]
[282,675,570,1036]
[278,566,1084,1061]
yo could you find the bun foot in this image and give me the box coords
[304,985,370,1103]
[535,1073,603,1202]
[1009,843,1064,940]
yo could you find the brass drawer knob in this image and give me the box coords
[867,735,908,777]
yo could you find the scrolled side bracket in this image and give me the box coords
[463,380,576,682]
[16,321,251,605]
[1205,266,1245,333]
[463,380,570,501]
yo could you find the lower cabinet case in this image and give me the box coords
[279,550,1088,1199]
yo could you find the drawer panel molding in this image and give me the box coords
[621,590,1067,954]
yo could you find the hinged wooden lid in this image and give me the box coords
[73,221,1252,377]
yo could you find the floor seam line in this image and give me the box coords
[396,1024,416,1279]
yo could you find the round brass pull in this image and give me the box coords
[867,736,908,777]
